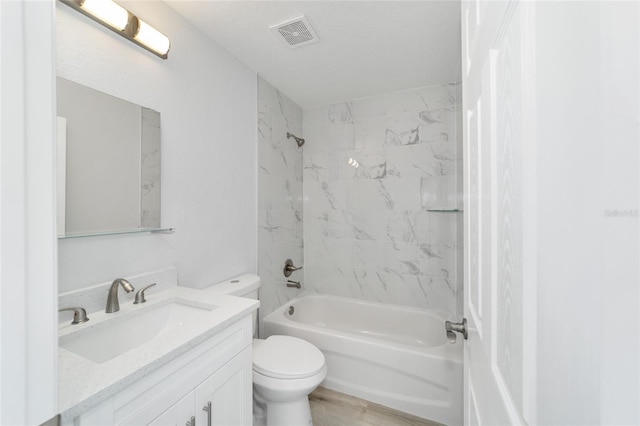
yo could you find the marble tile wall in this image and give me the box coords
[257,76,304,335]
[140,107,161,228]
[303,83,463,314]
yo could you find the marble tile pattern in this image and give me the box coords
[257,76,305,335]
[303,83,463,314]
[140,107,161,228]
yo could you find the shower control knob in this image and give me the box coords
[283,259,302,277]
[445,318,468,343]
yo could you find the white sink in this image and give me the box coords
[60,300,215,364]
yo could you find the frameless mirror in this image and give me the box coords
[56,77,162,238]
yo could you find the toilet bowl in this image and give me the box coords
[252,335,327,426]
[202,275,326,426]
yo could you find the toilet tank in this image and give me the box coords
[202,274,260,336]
[203,274,260,299]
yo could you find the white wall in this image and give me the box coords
[535,2,639,424]
[56,1,257,292]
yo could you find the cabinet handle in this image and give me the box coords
[186,415,195,426]
[202,401,212,426]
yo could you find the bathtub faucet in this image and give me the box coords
[287,280,301,289]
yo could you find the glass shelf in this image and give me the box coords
[59,227,175,239]
[426,209,463,213]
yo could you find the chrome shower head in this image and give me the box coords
[287,132,305,147]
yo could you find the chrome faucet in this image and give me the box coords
[106,278,135,313]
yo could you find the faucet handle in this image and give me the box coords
[134,283,157,304]
[283,259,303,277]
[59,307,89,325]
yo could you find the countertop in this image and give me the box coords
[58,286,259,422]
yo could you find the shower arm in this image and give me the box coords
[286,132,305,147]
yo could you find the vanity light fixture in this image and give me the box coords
[60,0,171,59]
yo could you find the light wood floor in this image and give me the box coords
[309,387,444,426]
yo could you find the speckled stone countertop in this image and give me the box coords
[58,286,258,422]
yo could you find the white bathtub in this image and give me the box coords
[263,294,463,425]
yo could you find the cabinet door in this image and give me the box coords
[195,347,252,426]
[147,391,195,426]
[120,390,194,426]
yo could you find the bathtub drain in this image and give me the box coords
[288,306,294,315]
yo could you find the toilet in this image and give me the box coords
[203,274,326,426]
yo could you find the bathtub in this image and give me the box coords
[263,294,463,425]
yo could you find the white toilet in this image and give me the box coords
[203,275,326,426]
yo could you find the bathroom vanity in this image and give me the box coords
[58,285,258,426]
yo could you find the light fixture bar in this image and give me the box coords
[79,0,129,30]
[134,19,171,57]
[60,0,170,59]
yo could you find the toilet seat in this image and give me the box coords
[253,335,325,380]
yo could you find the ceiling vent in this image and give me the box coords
[270,16,319,49]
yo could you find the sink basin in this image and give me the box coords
[60,300,215,364]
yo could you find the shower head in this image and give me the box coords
[287,132,305,147]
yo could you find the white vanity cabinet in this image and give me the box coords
[194,347,251,426]
[147,392,194,426]
[140,348,251,426]
[67,316,253,426]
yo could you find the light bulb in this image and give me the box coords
[134,19,171,56]
[80,0,129,31]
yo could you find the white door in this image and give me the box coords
[0,1,57,424]
[462,1,640,425]
[462,1,536,424]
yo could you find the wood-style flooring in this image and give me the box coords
[309,387,444,426]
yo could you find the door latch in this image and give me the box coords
[445,318,468,343]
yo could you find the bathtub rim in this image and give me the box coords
[263,293,463,362]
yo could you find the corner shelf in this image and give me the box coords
[426,209,463,213]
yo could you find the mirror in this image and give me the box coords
[56,77,161,238]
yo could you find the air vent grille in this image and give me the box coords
[270,16,319,49]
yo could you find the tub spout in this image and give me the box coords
[287,280,301,289]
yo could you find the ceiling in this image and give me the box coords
[165,1,462,108]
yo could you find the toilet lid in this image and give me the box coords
[253,335,325,379]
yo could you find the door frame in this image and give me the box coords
[0,1,58,424]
